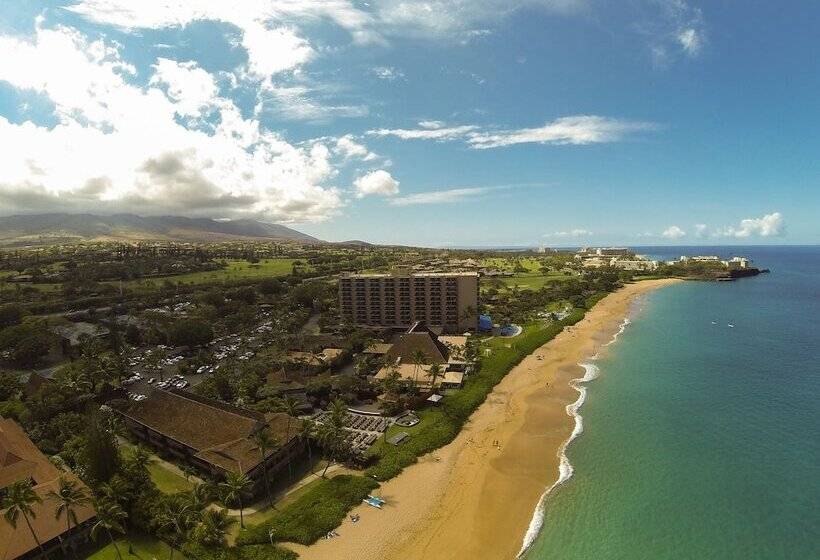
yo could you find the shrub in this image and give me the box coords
[237,475,378,546]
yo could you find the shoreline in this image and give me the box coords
[290,279,681,560]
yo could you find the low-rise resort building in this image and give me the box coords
[118,390,303,495]
[1,418,96,560]
[372,322,468,391]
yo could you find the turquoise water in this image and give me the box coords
[524,247,820,560]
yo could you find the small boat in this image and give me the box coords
[727,323,735,328]
[711,321,717,325]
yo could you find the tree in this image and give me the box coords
[299,419,317,474]
[157,500,197,560]
[410,349,427,386]
[2,480,46,560]
[0,303,24,328]
[250,428,279,507]
[47,476,90,560]
[191,509,235,548]
[80,412,120,485]
[90,497,128,560]
[12,334,51,368]
[426,363,444,392]
[279,396,299,480]
[318,399,348,478]
[166,319,214,348]
[124,445,154,483]
[219,472,252,528]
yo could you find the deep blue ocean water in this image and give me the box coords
[523,246,820,560]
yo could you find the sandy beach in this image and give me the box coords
[290,279,680,560]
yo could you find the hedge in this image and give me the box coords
[237,475,378,547]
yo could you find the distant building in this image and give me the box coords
[51,321,109,356]
[0,418,96,560]
[119,390,303,495]
[724,257,751,270]
[339,272,479,333]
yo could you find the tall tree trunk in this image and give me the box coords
[238,498,244,528]
[107,528,123,560]
[285,420,293,480]
[23,512,47,560]
[260,448,273,507]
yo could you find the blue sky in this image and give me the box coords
[0,1,817,246]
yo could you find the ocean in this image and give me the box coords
[522,246,820,560]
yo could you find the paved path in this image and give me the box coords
[213,464,349,516]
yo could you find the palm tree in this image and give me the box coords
[426,363,444,392]
[219,472,252,528]
[47,477,90,560]
[192,509,235,548]
[318,399,348,478]
[410,349,427,386]
[90,497,128,560]
[299,419,317,474]
[125,445,154,482]
[2,480,46,560]
[157,502,194,560]
[279,396,299,480]
[250,428,279,507]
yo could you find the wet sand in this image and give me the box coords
[290,279,680,560]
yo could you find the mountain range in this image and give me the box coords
[0,213,322,246]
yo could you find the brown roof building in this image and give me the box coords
[119,390,303,494]
[0,418,95,560]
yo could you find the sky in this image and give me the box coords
[0,1,817,247]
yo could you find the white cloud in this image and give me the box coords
[677,28,703,56]
[256,84,368,122]
[368,123,480,141]
[371,66,404,80]
[714,212,785,238]
[662,225,686,239]
[150,58,219,117]
[369,116,658,148]
[373,0,583,37]
[333,135,378,161]
[241,23,314,79]
[0,24,344,222]
[693,223,708,238]
[469,115,658,149]
[353,170,399,198]
[389,186,495,206]
[543,229,592,238]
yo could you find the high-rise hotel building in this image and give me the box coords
[338,272,479,333]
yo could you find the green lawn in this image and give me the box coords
[113,258,302,289]
[147,462,195,494]
[85,532,181,560]
[120,442,193,494]
[499,272,575,290]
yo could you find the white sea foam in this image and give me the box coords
[517,315,632,557]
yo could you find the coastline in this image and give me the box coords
[290,278,681,560]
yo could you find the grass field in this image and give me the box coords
[115,258,301,289]
[120,442,194,494]
[498,271,575,290]
[85,532,182,560]
[480,257,542,272]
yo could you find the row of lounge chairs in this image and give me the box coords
[312,412,390,433]
[343,429,380,454]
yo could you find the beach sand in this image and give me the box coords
[290,279,680,560]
